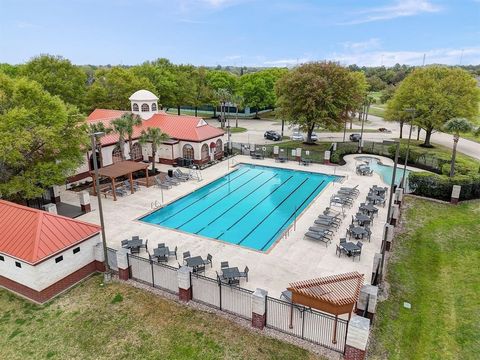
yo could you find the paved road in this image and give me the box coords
[210,116,480,160]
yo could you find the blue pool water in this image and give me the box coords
[140,164,338,252]
[356,156,410,187]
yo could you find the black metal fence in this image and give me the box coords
[122,252,348,354]
[265,296,348,353]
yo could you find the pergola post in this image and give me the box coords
[145,168,150,187]
[111,177,117,201]
[289,302,294,329]
[333,315,338,344]
[91,173,97,196]
[129,172,134,194]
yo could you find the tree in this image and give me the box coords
[86,67,155,111]
[191,67,212,117]
[88,122,112,167]
[385,66,480,147]
[111,116,129,160]
[138,127,169,173]
[232,94,244,128]
[0,74,87,201]
[275,62,364,143]
[118,113,142,159]
[22,55,87,110]
[215,88,231,128]
[239,72,269,118]
[207,70,238,118]
[173,65,196,115]
[347,71,368,129]
[443,118,473,177]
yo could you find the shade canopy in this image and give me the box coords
[288,272,364,316]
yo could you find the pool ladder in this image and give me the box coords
[151,200,161,209]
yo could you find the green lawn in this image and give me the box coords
[369,197,480,360]
[228,126,247,133]
[0,276,322,360]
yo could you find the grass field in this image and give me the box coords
[369,197,480,360]
[0,276,322,360]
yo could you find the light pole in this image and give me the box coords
[379,139,400,280]
[358,97,367,153]
[90,132,110,282]
[401,109,416,189]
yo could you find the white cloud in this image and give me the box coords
[342,38,381,51]
[340,0,442,25]
[263,58,310,67]
[329,47,480,66]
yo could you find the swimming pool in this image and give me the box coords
[355,156,410,187]
[140,164,338,252]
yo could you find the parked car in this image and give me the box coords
[349,133,362,142]
[310,132,318,141]
[291,132,304,141]
[264,130,282,141]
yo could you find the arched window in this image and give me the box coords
[151,103,157,111]
[141,103,149,112]
[215,139,223,154]
[112,145,123,164]
[183,144,194,160]
[201,144,209,161]
[131,143,143,161]
[132,103,139,111]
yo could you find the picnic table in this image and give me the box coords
[351,226,367,239]
[341,242,361,256]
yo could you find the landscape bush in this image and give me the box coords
[408,172,480,201]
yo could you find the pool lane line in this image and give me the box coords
[194,173,279,234]
[174,171,265,229]
[259,179,326,251]
[215,175,294,239]
[235,177,309,246]
[154,168,251,224]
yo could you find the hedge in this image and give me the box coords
[408,172,480,201]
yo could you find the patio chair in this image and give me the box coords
[123,179,140,191]
[130,246,140,255]
[183,251,191,264]
[203,253,213,268]
[154,176,172,189]
[346,224,355,239]
[352,241,363,261]
[304,231,331,246]
[176,168,192,179]
[239,266,249,282]
[174,169,189,181]
[340,184,359,193]
[220,261,229,269]
[157,243,165,248]
[313,219,338,230]
[132,236,140,241]
[229,278,240,286]
[336,244,348,258]
[121,239,129,248]
[309,226,334,236]
[140,239,148,251]
[340,237,347,245]
[364,227,372,242]
[194,264,205,274]
[169,246,178,259]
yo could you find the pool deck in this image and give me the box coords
[61,154,393,301]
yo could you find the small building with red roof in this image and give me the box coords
[72,90,225,182]
[0,200,104,303]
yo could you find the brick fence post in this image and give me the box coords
[251,288,268,330]
[177,266,192,302]
[94,242,106,272]
[344,315,370,360]
[371,253,382,285]
[384,223,394,252]
[451,185,461,204]
[355,285,378,322]
[394,187,404,206]
[324,150,331,165]
[389,204,400,227]
[79,191,91,213]
[117,248,130,280]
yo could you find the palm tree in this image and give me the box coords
[138,127,169,173]
[215,88,231,129]
[88,122,112,167]
[232,94,244,129]
[111,117,129,160]
[443,118,473,177]
[119,113,142,159]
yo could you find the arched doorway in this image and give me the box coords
[183,144,194,160]
[89,151,101,170]
[201,144,209,162]
[131,143,143,161]
[112,145,123,164]
[215,139,223,159]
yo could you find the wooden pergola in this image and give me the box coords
[90,161,150,201]
[287,272,364,344]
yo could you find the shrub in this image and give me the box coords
[409,172,480,201]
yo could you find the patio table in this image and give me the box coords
[222,267,240,280]
[123,239,143,249]
[186,256,205,269]
[367,194,384,204]
[341,242,360,256]
[153,247,169,261]
[360,203,378,216]
[355,214,371,226]
[351,226,367,239]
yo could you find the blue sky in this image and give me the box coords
[1,0,479,66]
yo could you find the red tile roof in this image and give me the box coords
[87,109,224,145]
[0,200,101,265]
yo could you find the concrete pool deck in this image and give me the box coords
[61,155,393,300]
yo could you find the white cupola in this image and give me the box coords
[129,89,159,120]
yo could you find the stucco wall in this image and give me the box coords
[0,234,100,292]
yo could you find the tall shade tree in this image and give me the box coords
[0,74,87,200]
[192,67,212,117]
[346,71,368,129]
[443,118,473,177]
[275,62,364,143]
[138,127,169,173]
[385,66,480,147]
[88,122,112,167]
[207,70,238,117]
[22,54,87,110]
[86,67,155,111]
[173,65,196,115]
[111,116,129,160]
[239,72,269,118]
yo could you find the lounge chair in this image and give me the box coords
[176,168,193,179]
[123,179,140,191]
[174,169,189,181]
[304,231,331,246]
[154,176,172,189]
[309,226,334,236]
[340,185,359,194]
[313,219,338,230]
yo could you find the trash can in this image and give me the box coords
[168,169,174,178]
